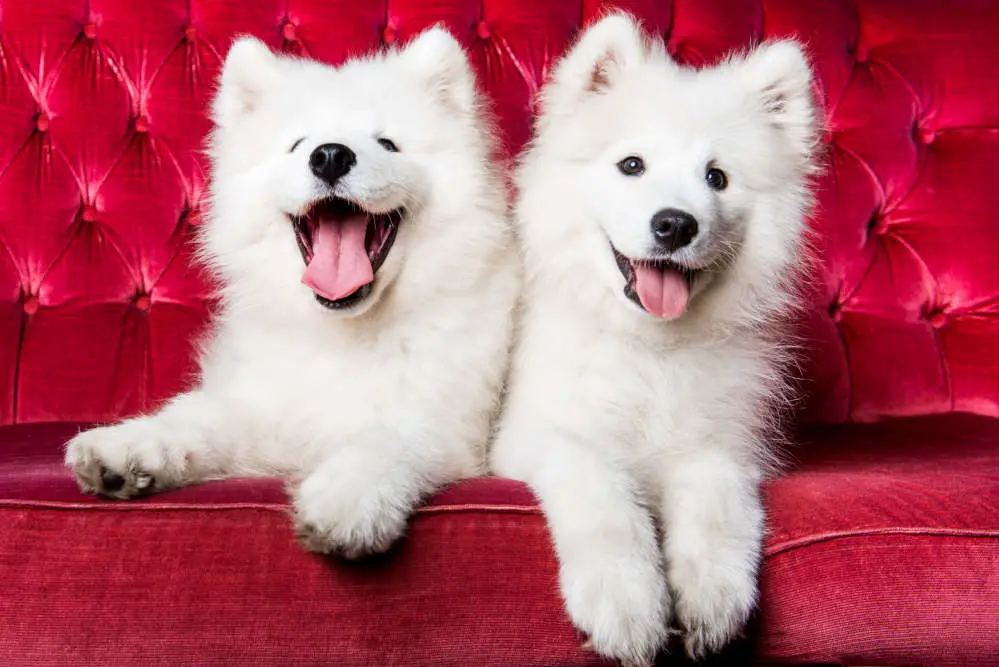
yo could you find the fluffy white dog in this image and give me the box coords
[491,14,819,665]
[65,28,519,559]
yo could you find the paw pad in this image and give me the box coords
[100,467,126,492]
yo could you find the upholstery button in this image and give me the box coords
[282,22,297,41]
[828,301,843,322]
[134,115,149,133]
[476,21,491,40]
[81,206,98,223]
[918,127,936,144]
[868,213,887,236]
[35,114,50,132]
[382,25,397,45]
[185,25,197,41]
[83,22,98,39]
[23,296,39,315]
[134,295,151,311]
[927,309,946,328]
[853,44,868,64]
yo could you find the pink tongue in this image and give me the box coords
[301,214,373,301]
[633,264,690,319]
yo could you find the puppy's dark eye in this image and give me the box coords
[617,156,645,176]
[378,138,399,152]
[705,167,728,191]
[289,137,305,153]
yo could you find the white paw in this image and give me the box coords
[670,555,758,659]
[65,420,188,499]
[291,466,413,560]
[561,554,671,667]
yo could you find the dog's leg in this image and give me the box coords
[515,436,669,667]
[291,430,473,560]
[65,389,247,498]
[660,449,764,659]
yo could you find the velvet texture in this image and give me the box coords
[1,0,998,423]
[1,1,997,665]
[2,418,998,665]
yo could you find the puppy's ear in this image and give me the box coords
[213,36,281,127]
[399,26,477,115]
[543,13,648,117]
[739,40,819,160]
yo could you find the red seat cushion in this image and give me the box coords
[0,424,602,667]
[2,415,998,666]
[760,413,999,665]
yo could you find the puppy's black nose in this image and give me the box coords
[309,143,356,184]
[650,208,698,252]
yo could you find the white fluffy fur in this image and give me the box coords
[65,28,519,559]
[491,14,818,664]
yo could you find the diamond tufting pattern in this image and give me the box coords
[0,0,997,425]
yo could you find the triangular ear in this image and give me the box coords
[738,40,818,159]
[542,13,649,118]
[398,26,477,115]
[213,36,281,127]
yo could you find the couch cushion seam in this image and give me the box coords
[766,526,999,557]
[0,498,544,516]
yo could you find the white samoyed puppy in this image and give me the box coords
[65,28,519,559]
[491,14,819,665]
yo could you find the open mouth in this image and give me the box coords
[290,197,403,310]
[612,245,701,319]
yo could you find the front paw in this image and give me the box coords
[65,422,184,499]
[670,557,757,659]
[561,554,671,667]
[291,470,411,560]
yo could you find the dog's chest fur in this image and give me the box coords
[508,298,775,479]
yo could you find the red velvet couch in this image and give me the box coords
[1,1,997,665]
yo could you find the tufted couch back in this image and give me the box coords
[0,0,997,426]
